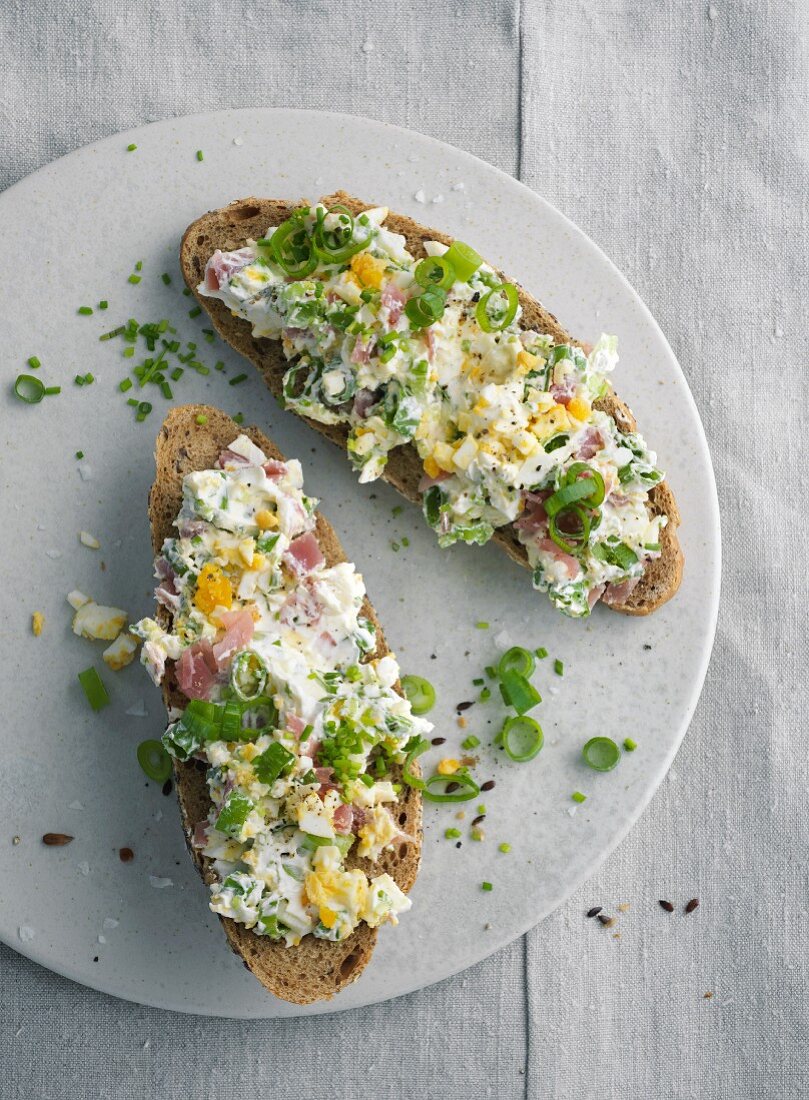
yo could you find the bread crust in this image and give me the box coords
[179,192,682,615]
[149,404,422,1004]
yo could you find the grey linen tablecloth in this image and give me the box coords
[2,2,807,1097]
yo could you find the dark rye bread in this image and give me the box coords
[180,193,683,615]
[148,405,422,1004]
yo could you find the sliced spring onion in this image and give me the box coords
[535,647,548,659]
[501,715,544,762]
[214,791,253,837]
[78,666,109,711]
[263,214,318,279]
[545,479,599,517]
[137,739,172,782]
[499,669,541,715]
[481,881,493,891]
[564,462,606,507]
[401,736,429,790]
[442,240,482,282]
[554,659,564,676]
[415,255,456,291]
[405,285,447,329]
[571,791,587,803]
[43,385,61,395]
[401,674,436,716]
[196,149,204,161]
[301,832,354,857]
[27,356,41,369]
[253,741,295,785]
[423,771,480,803]
[498,646,536,679]
[548,504,592,556]
[582,736,621,772]
[14,374,45,404]
[475,283,518,332]
[312,205,367,264]
[230,649,269,702]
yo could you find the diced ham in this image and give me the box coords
[313,766,334,784]
[192,821,209,848]
[353,388,379,419]
[537,538,581,580]
[514,491,549,537]
[350,336,374,365]
[332,802,354,834]
[262,459,287,479]
[216,448,252,469]
[154,559,180,610]
[588,584,606,610]
[177,519,208,539]
[352,806,368,829]
[176,640,218,700]
[285,531,324,574]
[550,372,576,406]
[418,469,451,493]
[204,247,255,292]
[380,282,405,324]
[212,607,255,665]
[575,427,604,460]
[286,714,307,737]
[279,578,323,628]
[601,576,641,608]
[318,631,337,648]
[282,327,306,340]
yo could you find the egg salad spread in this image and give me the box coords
[133,434,428,945]
[199,204,668,618]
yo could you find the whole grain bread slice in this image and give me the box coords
[180,193,683,615]
[148,404,422,1004]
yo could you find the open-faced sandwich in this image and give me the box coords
[180,193,683,619]
[132,406,426,1004]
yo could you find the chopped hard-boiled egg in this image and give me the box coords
[72,600,127,641]
[102,632,138,670]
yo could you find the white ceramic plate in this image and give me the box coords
[0,109,720,1017]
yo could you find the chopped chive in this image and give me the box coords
[27,356,41,369]
[135,261,143,272]
[161,272,172,285]
[77,306,93,315]
[43,386,61,395]
[401,537,410,547]
[160,381,173,399]
[232,412,244,425]
[126,398,139,407]
[498,842,511,853]
[444,828,461,840]
[128,274,141,285]
[170,367,184,381]
[484,665,497,679]
[182,287,192,297]
[123,347,134,358]
[461,735,480,750]
[392,505,403,516]
[479,687,491,702]
[623,738,638,752]
[188,306,202,318]
[214,360,225,371]
[196,149,204,161]
[229,373,247,385]
[98,300,108,310]
[192,363,209,375]
[554,659,564,676]
[99,325,125,342]
[572,791,587,803]
[83,373,94,384]
[477,804,487,815]
[535,647,548,659]
[481,881,493,892]
[75,451,84,459]
[472,677,484,686]
[391,541,400,552]
[195,413,208,425]
[127,143,137,152]
[476,621,489,630]
[74,375,85,386]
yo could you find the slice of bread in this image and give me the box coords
[148,405,422,1004]
[180,193,683,615]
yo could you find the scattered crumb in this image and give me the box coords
[97,934,106,945]
[12,836,21,846]
[18,926,35,943]
[432,194,444,204]
[704,991,714,999]
[31,611,44,636]
[451,181,465,191]
[102,917,119,930]
[232,137,243,146]
[483,922,492,931]
[79,531,100,550]
[457,716,468,728]
[612,932,621,939]
[78,464,93,481]
[68,800,85,811]
[125,699,147,718]
[413,189,426,203]
[149,875,173,889]
[361,39,374,53]
[455,810,466,821]
[77,861,90,876]
[617,902,631,913]
[45,549,62,560]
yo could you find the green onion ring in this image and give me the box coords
[401,674,436,716]
[502,715,544,762]
[548,504,592,556]
[563,462,606,507]
[415,256,456,291]
[230,649,269,702]
[497,647,536,679]
[422,771,480,803]
[14,373,45,404]
[402,736,429,790]
[137,738,173,782]
[312,205,367,264]
[265,215,319,279]
[442,240,482,282]
[475,283,519,333]
[545,479,598,517]
[499,668,542,716]
[582,736,621,772]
